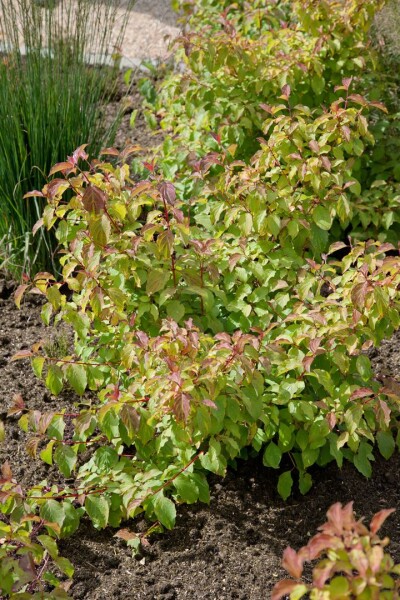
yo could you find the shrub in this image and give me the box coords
[4,0,400,595]
[272,502,400,600]
[0,0,134,277]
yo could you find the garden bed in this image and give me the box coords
[1,283,400,599]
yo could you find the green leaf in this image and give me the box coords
[173,474,199,504]
[299,471,313,495]
[277,470,293,501]
[32,356,46,378]
[377,431,395,460]
[40,440,55,465]
[85,494,110,529]
[61,502,81,538]
[312,206,332,231]
[153,493,176,530]
[47,415,65,441]
[40,499,65,528]
[93,446,119,472]
[146,269,170,295]
[54,444,77,477]
[311,74,325,95]
[263,441,282,469]
[166,300,185,321]
[46,364,64,396]
[0,420,4,443]
[66,363,87,396]
[356,355,372,381]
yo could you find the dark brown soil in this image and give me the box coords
[1,281,400,600]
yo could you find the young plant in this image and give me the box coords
[272,502,400,600]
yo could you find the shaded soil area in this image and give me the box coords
[1,281,400,600]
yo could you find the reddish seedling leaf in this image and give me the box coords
[370,508,396,535]
[259,103,272,113]
[120,144,142,160]
[282,546,304,578]
[271,579,303,600]
[369,101,387,113]
[326,412,337,430]
[348,93,367,106]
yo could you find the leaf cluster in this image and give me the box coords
[273,502,400,599]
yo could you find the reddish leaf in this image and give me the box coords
[281,84,291,99]
[320,155,332,172]
[326,412,337,430]
[114,528,138,542]
[342,76,352,90]
[32,218,44,236]
[282,546,304,578]
[271,579,303,600]
[49,161,75,176]
[350,387,374,401]
[11,349,34,361]
[120,404,140,437]
[100,147,119,156]
[348,93,367,106]
[370,508,395,535]
[23,190,45,199]
[71,144,88,165]
[259,103,272,113]
[159,181,176,206]
[369,101,387,113]
[7,393,25,416]
[120,145,142,160]
[351,281,370,310]
[309,140,320,153]
[1,461,12,481]
[341,125,351,142]
[15,284,29,309]
[82,185,107,214]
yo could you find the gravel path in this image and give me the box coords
[115,0,180,61]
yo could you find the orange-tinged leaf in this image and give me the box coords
[11,349,34,361]
[15,284,29,308]
[370,508,395,535]
[49,161,74,176]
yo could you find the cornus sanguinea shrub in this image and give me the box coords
[272,502,400,600]
[2,0,400,596]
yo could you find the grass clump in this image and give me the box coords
[0,0,134,277]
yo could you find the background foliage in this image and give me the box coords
[0,0,134,277]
